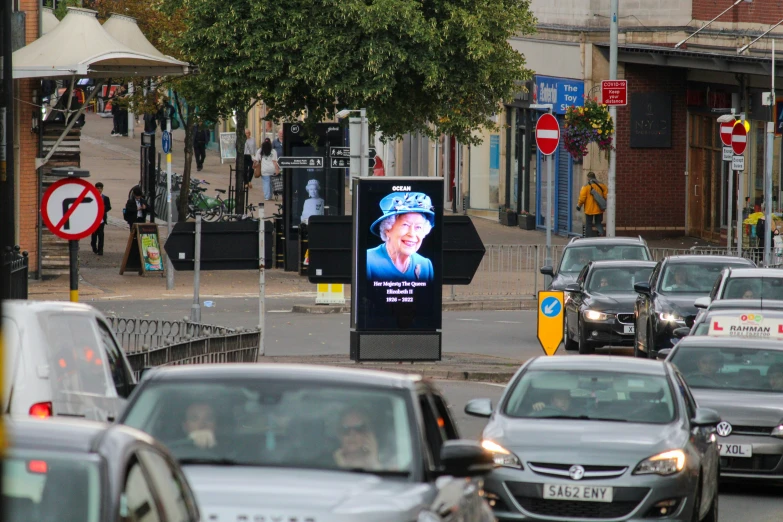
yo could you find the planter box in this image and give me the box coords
[499,211,518,227]
[519,214,536,230]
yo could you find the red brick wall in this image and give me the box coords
[17,0,40,272]
[693,0,783,25]
[614,64,688,236]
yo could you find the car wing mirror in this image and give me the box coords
[672,327,690,339]
[692,407,721,427]
[438,440,495,478]
[634,282,651,295]
[138,366,155,381]
[564,283,582,293]
[694,297,710,309]
[540,265,554,277]
[464,398,493,418]
[656,348,672,360]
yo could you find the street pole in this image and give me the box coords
[349,116,361,195]
[360,108,369,178]
[191,214,202,323]
[69,240,79,302]
[727,164,734,253]
[606,0,619,237]
[1,0,16,272]
[738,160,744,258]
[546,110,554,282]
[166,117,174,289]
[764,41,775,266]
[128,82,135,139]
[258,218,265,358]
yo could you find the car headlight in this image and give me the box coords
[633,449,686,476]
[771,424,783,439]
[585,310,609,321]
[481,439,522,469]
[659,312,682,322]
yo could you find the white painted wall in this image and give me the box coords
[529,0,692,28]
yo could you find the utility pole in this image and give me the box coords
[166,117,174,289]
[606,0,618,237]
[764,41,775,267]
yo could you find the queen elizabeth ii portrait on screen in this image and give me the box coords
[366,192,435,282]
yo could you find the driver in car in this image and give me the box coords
[667,267,695,292]
[531,389,573,415]
[766,363,783,391]
[568,251,591,272]
[687,352,724,386]
[333,407,382,470]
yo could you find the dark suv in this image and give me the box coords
[540,236,652,291]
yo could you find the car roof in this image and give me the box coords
[527,355,667,376]
[707,300,783,312]
[675,336,783,351]
[142,363,423,389]
[723,268,783,278]
[3,300,100,315]
[588,260,657,269]
[566,237,647,247]
[663,255,753,265]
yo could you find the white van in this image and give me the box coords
[2,300,136,422]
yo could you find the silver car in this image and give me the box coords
[665,336,783,481]
[119,364,496,522]
[466,356,720,521]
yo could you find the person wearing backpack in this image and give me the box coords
[576,171,607,237]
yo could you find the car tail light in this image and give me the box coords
[27,460,48,474]
[29,402,52,418]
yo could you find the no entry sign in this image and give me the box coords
[536,113,560,156]
[41,178,104,240]
[720,121,735,147]
[731,123,747,155]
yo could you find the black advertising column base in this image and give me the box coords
[350,330,441,362]
[69,239,79,302]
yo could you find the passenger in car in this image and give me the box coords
[766,364,783,391]
[182,401,218,449]
[333,407,382,470]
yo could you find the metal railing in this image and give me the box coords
[1,246,29,300]
[446,243,779,300]
[107,317,259,379]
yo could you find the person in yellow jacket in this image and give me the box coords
[576,172,607,237]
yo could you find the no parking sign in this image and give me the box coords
[41,178,104,240]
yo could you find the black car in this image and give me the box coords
[563,260,656,354]
[540,236,652,291]
[633,255,755,358]
[118,364,496,522]
[2,416,201,522]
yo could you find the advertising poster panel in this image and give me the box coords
[353,177,443,331]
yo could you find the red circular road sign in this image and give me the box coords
[41,178,105,241]
[535,113,561,156]
[731,123,747,155]
[719,120,735,147]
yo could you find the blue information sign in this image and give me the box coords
[534,76,585,114]
[161,131,172,154]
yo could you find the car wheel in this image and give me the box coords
[564,315,578,351]
[578,320,595,355]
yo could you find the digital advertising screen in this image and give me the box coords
[353,177,443,331]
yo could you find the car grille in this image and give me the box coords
[730,425,774,436]
[721,454,782,472]
[528,462,628,480]
[616,314,634,324]
[506,482,648,520]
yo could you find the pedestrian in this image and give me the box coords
[124,186,149,228]
[91,182,111,255]
[110,91,121,137]
[193,123,209,172]
[243,129,256,189]
[254,139,279,201]
[273,128,284,159]
[576,171,607,238]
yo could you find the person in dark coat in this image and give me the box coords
[124,186,149,228]
[193,124,210,171]
[90,182,111,255]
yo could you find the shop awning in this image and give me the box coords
[595,43,783,77]
[12,7,189,79]
[102,13,165,58]
[42,8,59,36]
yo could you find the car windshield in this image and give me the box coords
[558,245,650,274]
[121,380,415,475]
[722,277,783,300]
[587,266,654,294]
[659,263,746,295]
[670,346,783,392]
[503,370,675,424]
[2,451,102,522]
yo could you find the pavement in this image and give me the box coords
[27,112,724,382]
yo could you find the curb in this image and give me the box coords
[291,299,536,314]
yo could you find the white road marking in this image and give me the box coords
[495,320,521,324]
[101,295,132,300]
[456,318,481,322]
[268,310,292,313]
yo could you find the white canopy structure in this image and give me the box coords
[102,13,165,58]
[41,8,59,36]
[12,7,189,79]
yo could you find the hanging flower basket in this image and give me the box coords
[563,97,614,161]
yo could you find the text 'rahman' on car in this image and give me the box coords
[118,364,497,522]
[465,356,721,522]
[539,236,652,291]
[563,260,656,354]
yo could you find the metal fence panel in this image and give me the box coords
[2,246,29,300]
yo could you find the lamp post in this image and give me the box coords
[336,108,369,193]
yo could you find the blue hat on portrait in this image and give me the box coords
[370,192,435,237]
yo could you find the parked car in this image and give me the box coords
[2,416,200,522]
[539,236,652,291]
[694,267,783,309]
[465,356,721,522]
[633,255,755,358]
[563,260,656,354]
[2,300,136,421]
[663,336,783,481]
[118,364,496,522]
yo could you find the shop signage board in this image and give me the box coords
[535,75,585,114]
[720,121,735,146]
[120,223,165,276]
[535,113,560,156]
[731,123,747,155]
[722,146,733,161]
[278,156,324,168]
[537,291,564,356]
[219,132,236,164]
[601,80,627,106]
[41,178,104,241]
[732,155,745,171]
